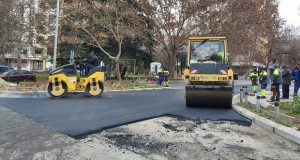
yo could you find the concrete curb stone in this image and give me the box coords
[232,94,300,145]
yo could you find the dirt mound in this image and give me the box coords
[0,78,16,90]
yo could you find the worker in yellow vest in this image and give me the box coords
[157,67,163,86]
[259,69,269,99]
[268,64,283,102]
[250,69,259,93]
[163,68,169,87]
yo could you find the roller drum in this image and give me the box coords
[185,85,232,108]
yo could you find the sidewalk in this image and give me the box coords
[240,90,294,109]
[0,105,147,160]
[233,88,300,145]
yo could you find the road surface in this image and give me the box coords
[0,82,250,138]
[1,80,299,159]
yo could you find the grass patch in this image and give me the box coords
[35,72,49,80]
[238,102,300,129]
[279,97,300,119]
[107,73,148,79]
[103,80,160,90]
[279,120,293,127]
[238,103,270,118]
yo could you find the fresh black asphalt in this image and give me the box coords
[0,86,252,138]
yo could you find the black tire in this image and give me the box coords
[47,81,68,98]
[26,78,35,82]
[86,81,104,97]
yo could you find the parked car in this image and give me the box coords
[0,65,13,74]
[0,70,36,82]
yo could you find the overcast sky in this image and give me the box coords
[279,0,300,26]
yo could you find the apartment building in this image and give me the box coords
[1,0,56,71]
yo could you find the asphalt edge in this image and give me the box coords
[232,94,300,145]
[0,87,177,96]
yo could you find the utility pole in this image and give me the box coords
[53,0,60,69]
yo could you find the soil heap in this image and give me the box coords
[0,78,16,91]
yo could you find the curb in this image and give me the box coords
[232,95,300,145]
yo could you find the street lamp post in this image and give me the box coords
[53,0,60,69]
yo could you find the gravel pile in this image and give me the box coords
[0,78,16,90]
[83,116,300,160]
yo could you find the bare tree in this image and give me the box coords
[276,25,300,68]
[0,0,16,64]
[0,0,55,69]
[209,0,281,69]
[139,0,214,78]
[64,0,149,81]
[0,0,37,69]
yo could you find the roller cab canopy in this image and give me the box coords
[188,37,228,66]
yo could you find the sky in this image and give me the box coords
[278,0,300,27]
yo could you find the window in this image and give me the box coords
[190,41,225,62]
[9,71,18,75]
[21,49,28,55]
[20,70,28,75]
[0,68,5,73]
[35,49,43,54]
[33,61,43,70]
[22,60,27,67]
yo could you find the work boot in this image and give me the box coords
[261,96,266,99]
[267,99,275,102]
[254,91,257,93]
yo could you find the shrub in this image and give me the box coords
[279,97,300,115]
[290,97,300,114]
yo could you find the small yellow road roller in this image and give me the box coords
[47,64,105,98]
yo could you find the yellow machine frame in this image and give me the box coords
[184,37,234,108]
[47,64,105,98]
[184,37,233,82]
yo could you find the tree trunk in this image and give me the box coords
[121,65,127,79]
[1,45,6,65]
[17,55,21,69]
[115,60,121,81]
[168,48,177,79]
[17,45,22,70]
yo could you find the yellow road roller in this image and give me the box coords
[184,37,234,108]
[47,64,105,98]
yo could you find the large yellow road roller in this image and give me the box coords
[47,64,105,98]
[184,37,234,108]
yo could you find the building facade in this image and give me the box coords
[1,0,55,71]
